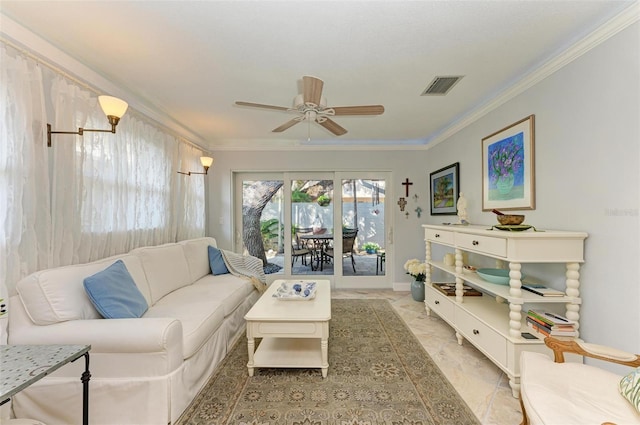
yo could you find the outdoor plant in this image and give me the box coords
[291,189,312,203]
[260,218,281,250]
[316,194,331,207]
[362,242,380,253]
[404,259,427,282]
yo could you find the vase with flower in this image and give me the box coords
[489,136,523,196]
[404,259,427,302]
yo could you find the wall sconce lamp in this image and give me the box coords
[177,156,214,176]
[47,95,129,147]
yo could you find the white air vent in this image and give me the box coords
[421,76,464,96]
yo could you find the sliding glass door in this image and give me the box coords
[335,172,390,288]
[234,171,391,288]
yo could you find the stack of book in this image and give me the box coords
[526,310,577,337]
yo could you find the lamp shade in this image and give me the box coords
[98,96,129,118]
[200,156,214,168]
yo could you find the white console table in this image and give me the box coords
[422,224,587,397]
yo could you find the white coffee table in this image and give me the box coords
[244,279,331,377]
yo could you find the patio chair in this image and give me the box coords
[292,244,313,268]
[292,227,314,268]
[323,228,358,272]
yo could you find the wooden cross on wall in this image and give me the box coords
[402,178,413,197]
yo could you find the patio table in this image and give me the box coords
[300,234,333,270]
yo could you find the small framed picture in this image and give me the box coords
[430,162,460,215]
[482,115,535,211]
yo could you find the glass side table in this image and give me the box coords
[1,345,91,425]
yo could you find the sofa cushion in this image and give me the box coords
[180,237,218,282]
[620,367,640,413]
[84,260,148,319]
[135,243,192,304]
[16,254,150,325]
[193,274,254,317]
[144,285,225,359]
[208,246,229,275]
[520,351,640,425]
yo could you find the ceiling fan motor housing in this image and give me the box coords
[236,75,384,136]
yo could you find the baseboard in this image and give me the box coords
[394,282,411,292]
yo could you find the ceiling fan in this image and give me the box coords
[235,76,384,136]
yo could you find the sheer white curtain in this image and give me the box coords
[49,77,94,266]
[1,43,206,295]
[176,143,206,241]
[49,75,199,265]
[0,44,51,296]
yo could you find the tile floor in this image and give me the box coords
[334,289,523,425]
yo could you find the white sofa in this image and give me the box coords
[520,337,640,425]
[7,237,263,425]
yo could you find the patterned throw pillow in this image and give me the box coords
[619,367,640,413]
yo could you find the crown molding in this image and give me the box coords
[0,13,210,152]
[425,2,640,149]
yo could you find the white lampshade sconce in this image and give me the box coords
[177,156,214,176]
[47,95,129,147]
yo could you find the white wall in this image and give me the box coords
[207,22,639,361]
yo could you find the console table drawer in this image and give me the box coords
[425,286,454,322]
[456,233,507,257]
[455,307,507,366]
[424,228,454,245]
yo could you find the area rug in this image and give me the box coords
[176,299,479,425]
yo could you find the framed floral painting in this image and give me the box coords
[482,115,535,211]
[430,162,460,215]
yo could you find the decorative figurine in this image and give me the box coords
[457,192,469,224]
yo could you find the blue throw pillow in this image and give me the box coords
[208,245,230,275]
[83,260,148,319]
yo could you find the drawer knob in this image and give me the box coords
[473,329,480,335]
[435,234,440,238]
[435,300,440,305]
[472,240,479,246]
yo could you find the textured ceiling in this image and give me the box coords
[1,1,634,150]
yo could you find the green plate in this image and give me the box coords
[493,224,535,232]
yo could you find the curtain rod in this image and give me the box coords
[1,37,209,155]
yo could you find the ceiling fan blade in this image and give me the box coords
[303,76,324,105]
[331,105,385,116]
[272,119,301,133]
[318,118,348,136]
[235,101,289,112]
